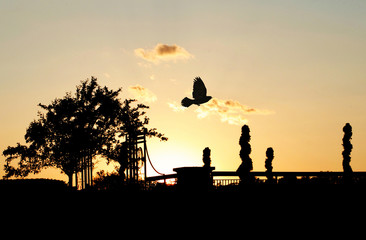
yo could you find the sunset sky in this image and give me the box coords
[1,0,366,181]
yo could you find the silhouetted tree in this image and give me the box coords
[203,147,211,167]
[3,77,121,186]
[237,125,254,183]
[265,147,274,183]
[342,123,353,183]
[3,77,167,188]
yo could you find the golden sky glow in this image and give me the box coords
[1,1,366,181]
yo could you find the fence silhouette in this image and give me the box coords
[146,171,366,187]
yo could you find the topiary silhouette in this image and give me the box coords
[237,125,254,183]
[203,147,211,168]
[265,147,274,183]
[342,123,353,183]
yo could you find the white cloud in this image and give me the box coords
[128,85,157,103]
[195,98,273,125]
[167,101,186,112]
[134,43,193,64]
[168,97,273,125]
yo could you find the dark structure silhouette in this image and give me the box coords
[173,167,214,191]
[237,125,254,183]
[124,132,147,184]
[170,147,215,192]
[265,147,274,183]
[342,123,353,183]
[181,77,212,107]
[203,147,211,167]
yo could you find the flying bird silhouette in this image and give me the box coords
[181,77,212,108]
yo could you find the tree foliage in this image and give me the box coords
[3,77,167,186]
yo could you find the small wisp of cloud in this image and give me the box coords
[135,43,193,64]
[196,98,273,125]
[168,97,273,125]
[128,85,157,103]
[167,102,186,112]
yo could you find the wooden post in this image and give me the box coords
[89,155,93,187]
[144,134,147,184]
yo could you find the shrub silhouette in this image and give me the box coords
[237,125,254,183]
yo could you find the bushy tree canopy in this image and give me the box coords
[3,77,167,185]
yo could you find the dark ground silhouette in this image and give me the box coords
[0,179,68,192]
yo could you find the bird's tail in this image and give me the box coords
[181,97,194,107]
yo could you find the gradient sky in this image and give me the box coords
[1,0,366,181]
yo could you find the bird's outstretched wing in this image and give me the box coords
[192,77,207,99]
